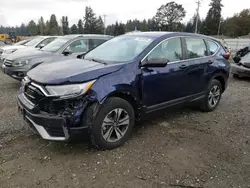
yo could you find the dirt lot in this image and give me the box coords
[0,70,250,188]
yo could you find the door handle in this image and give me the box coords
[179,64,188,69]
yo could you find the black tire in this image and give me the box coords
[86,97,135,150]
[200,79,222,112]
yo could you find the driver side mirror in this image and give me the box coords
[63,47,72,56]
[39,43,45,49]
[140,57,169,68]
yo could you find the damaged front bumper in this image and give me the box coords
[17,83,93,141]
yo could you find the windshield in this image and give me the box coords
[41,38,69,52]
[14,40,29,46]
[24,37,44,46]
[84,35,153,63]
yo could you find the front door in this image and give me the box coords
[141,37,190,111]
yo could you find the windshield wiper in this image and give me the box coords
[87,58,107,65]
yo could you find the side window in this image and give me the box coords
[185,38,208,59]
[68,39,89,53]
[91,39,107,49]
[37,38,55,48]
[146,38,182,63]
[206,40,219,55]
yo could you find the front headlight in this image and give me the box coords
[13,59,31,67]
[45,80,96,98]
[5,49,18,54]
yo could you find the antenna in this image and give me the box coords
[195,0,201,33]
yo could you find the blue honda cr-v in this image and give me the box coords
[18,32,230,150]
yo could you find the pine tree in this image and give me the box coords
[202,0,223,35]
[27,20,38,36]
[77,19,84,34]
[96,16,104,34]
[49,14,60,35]
[44,21,50,35]
[61,16,69,35]
[83,6,98,34]
[38,17,45,35]
[71,24,78,34]
[141,19,148,31]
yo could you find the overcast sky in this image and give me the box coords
[0,0,249,27]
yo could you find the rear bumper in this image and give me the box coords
[231,63,250,77]
[17,93,89,141]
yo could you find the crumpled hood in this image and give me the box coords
[6,49,52,61]
[27,59,124,84]
[0,45,26,51]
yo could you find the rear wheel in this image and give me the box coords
[88,97,135,150]
[200,79,222,112]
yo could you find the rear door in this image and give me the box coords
[182,37,211,96]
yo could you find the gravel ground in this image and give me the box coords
[0,70,250,188]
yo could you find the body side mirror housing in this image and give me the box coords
[140,58,169,68]
[39,43,45,49]
[63,47,73,56]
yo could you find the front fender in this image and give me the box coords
[90,67,142,105]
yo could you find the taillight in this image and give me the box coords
[223,52,230,60]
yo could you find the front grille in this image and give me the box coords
[45,126,65,137]
[24,83,45,104]
[3,59,14,67]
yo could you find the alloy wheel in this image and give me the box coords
[208,85,221,108]
[101,108,130,142]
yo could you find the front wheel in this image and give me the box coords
[200,79,222,112]
[89,97,135,150]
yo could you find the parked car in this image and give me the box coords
[0,36,56,60]
[231,44,250,78]
[2,34,112,80]
[17,32,230,150]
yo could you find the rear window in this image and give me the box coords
[206,40,219,55]
[185,38,207,59]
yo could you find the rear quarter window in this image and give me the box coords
[206,40,219,55]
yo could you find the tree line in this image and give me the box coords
[0,0,249,38]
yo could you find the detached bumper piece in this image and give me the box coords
[17,79,89,141]
[231,63,250,77]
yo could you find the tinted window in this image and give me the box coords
[185,38,207,59]
[91,39,107,48]
[207,40,219,55]
[147,38,182,63]
[68,39,88,53]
